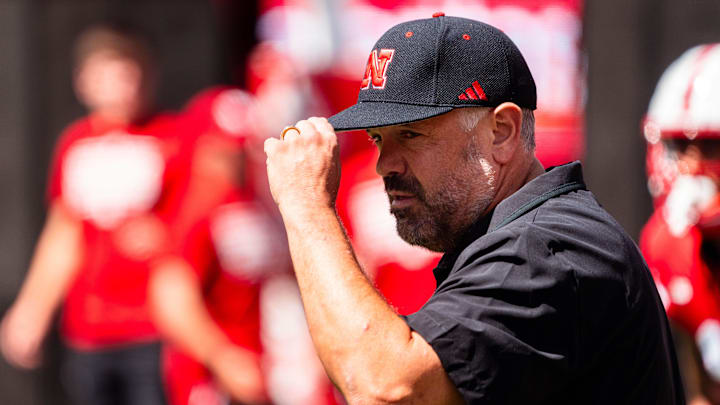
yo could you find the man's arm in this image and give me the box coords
[148,256,267,404]
[0,201,83,368]
[265,118,463,404]
[669,322,714,405]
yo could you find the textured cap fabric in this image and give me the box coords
[329,15,536,132]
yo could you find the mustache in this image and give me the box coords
[383,174,425,201]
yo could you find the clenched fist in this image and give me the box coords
[264,117,341,215]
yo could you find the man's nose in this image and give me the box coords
[375,141,406,178]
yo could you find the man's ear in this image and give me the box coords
[491,102,522,164]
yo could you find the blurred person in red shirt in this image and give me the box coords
[150,87,271,405]
[0,22,185,405]
[640,44,720,405]
[150,87,338,405]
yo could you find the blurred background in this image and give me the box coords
[1,0,719,403]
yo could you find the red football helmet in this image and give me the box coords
[644,44,720,233]
[183,86,260,146]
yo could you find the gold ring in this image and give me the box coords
[281,126,300,140]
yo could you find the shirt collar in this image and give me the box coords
[433,161,587,284]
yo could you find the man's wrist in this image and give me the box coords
[277,198,337,222]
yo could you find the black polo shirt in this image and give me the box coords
[404,162,685,404]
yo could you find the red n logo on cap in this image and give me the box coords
[361,49,395,90]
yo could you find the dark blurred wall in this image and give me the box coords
[0,1,45,401]
[0,0,255,403]
[585,0,720,241]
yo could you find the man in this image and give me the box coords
[0,23,182,405]
[640,44,720,405]
[264,14,685,404]
[150,87,270,405]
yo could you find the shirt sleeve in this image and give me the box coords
[404,225,578,404]
[46,122,85,202]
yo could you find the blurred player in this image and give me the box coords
[150,87,271,405]
[640,43,720,405]
[150,87,337,405]
[0,23,184,405]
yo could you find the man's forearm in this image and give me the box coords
[281,205,420,398]
[149,257,233,363]
[1,202,83,368]
[14,202,82,323]
[149,257,267,404]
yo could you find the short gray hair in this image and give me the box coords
[456,107,535,151]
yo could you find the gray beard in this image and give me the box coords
[389,136,495,252]
[392,186,493,253]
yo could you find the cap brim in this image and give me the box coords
[328,101,454,132]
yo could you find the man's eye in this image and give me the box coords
[368,135,382,145]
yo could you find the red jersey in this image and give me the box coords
[47,113,187,349]
[641,210,720,382]
[163,191,287,405]
[181,192,285,348]
[336,148,440,315]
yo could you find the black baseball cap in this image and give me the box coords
[328,13,536,132]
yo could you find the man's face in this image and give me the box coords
[669,138,720,185]
[368,109,497,252]
[75,51,152,121]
